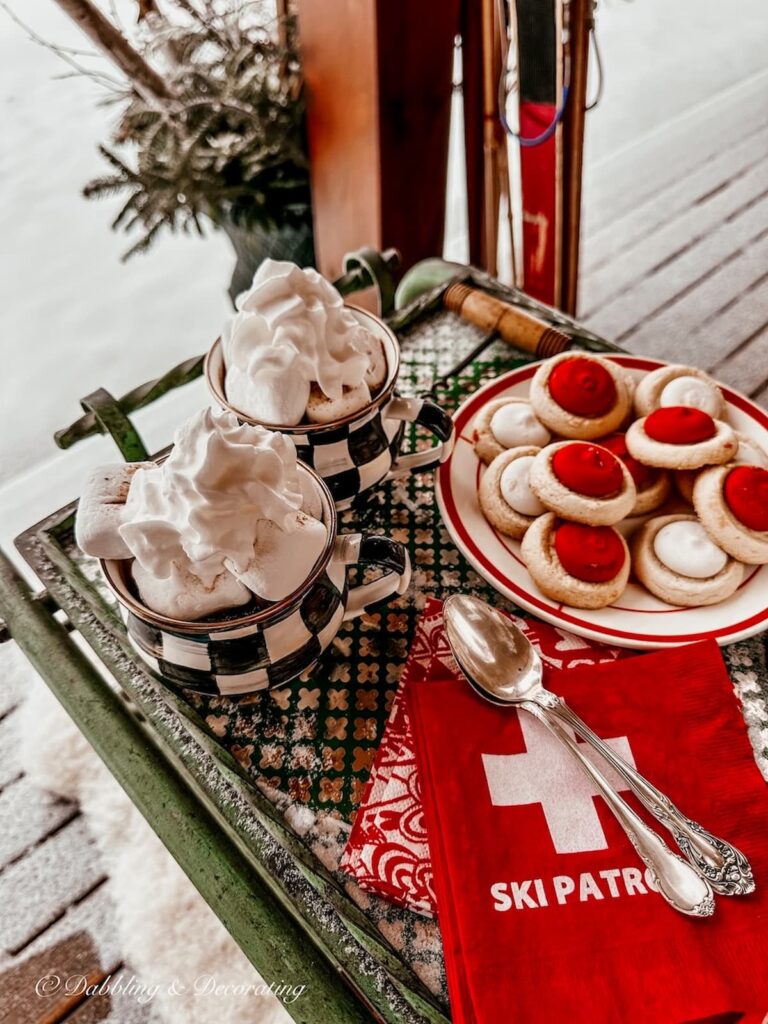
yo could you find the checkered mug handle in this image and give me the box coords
[383,396,456,479]
[334,534,412,619]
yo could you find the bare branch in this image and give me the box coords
[0,2,126,90]
[51,0,173,105]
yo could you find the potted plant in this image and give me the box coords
[71,0,313,302]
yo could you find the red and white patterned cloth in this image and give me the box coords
[340,598,624,915]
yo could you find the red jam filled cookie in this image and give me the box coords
[599,432,671,514]
[529,441,636,525]
[626,406,737,469]
[521,513,630,609]
[529,353,633,440]
[693,464,768,564]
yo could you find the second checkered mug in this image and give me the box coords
[204,306,455,509]
[100,464,411,695]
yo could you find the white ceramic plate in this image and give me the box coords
[435,355,768,649]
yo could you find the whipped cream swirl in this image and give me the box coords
[223,259,380,425]
[119,408,305,586]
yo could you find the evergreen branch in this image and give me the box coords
[111,192,141,229]
[121,220,165,261]
[81,3,309,258]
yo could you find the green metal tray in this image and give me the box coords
[7,278,768,1024]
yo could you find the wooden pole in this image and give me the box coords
[51,0,173,103]
[462,1,485,267]
[481,0,500,275]
[297,0,460,279]
[561,0,591,314]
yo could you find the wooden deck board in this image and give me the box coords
[584,189,768,349]
[711,324,768,397]
[581,156,768,317]
[582,124,768,276]
[68,967,160,1024]
[0,659,161,1024]
[582,67,768,235]
[17,883,121,968]
[0,712,23,790]
[0,665,28,719]
[0,776,78,871]
[581,62,768,403]
[0,817,106,954]
[612,228,768,364]
[0,930,114,1024]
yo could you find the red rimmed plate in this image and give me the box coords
[435,356,768,649]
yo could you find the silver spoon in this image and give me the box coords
[443,595,724,917]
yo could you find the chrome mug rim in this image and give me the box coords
[203,303,402,434]
[100,462,339,635]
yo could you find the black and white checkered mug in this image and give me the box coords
[204,306,455,509]
[100,465,411,695]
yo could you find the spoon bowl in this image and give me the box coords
[443,594,543,705]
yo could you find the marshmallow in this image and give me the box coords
[660,376,722,418]
[653,521,728,579]
[305,381,372,424]
[76,462,153,559]
[499,457,546,516]
[224,358,309,426]
[227,512,328,602]
[364,338,388,392]
[131,560,251,621]
[491,403,551,449]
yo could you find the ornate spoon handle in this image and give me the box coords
[523,702,716,917]
[544,696,755,896]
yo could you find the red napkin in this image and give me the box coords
[341,599,624,914]
[406,631,768,1023]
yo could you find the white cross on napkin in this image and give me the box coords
[482,712,634,854]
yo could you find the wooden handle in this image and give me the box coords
[444,282,571,357]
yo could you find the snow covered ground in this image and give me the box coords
[0,0,233,484]
[1,0,767,487]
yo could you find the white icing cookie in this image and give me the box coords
[473,398,551,465]
[633,364,724,419]
[631,514,743,606]
[478,446,544,539]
